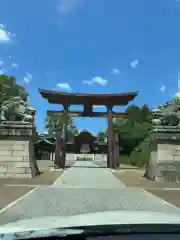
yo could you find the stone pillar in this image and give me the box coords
[62,104,69,168]
[107,105,114,168]
[54,128,63,168]
[145,126,180,182]
[114,131,120,168]
[113,133,117,168]
[0,122,39,178]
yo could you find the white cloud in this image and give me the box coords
[57,0,85,16]
[92,76,107,86]
[174,72,180,97]
[57,83,71,91]
[82,80,94,86]
[160,85,166,93]
[178,72,180,90]
[0,29,10,42]
[0,60,4,67]
[11,62,19,68]
[175,92,180,97]
[129,59,139,69]
[111,68,121,75]
[0,24,14,43]
[83,76,108,86]
[0,68,6,75]
[24,72,32,84]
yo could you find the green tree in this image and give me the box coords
[45,115,78,141]
[126,105,142,122]
[140,104,153,122]
[97,129,107,142]
[112,104,152,155]
[67,124,79,141]
[45,115,73,133]
[0,75,28,105]
[125,104,152,123]
[113,118,133,134]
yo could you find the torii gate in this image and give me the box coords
[39,89,138,169]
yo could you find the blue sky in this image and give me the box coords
[1,0,180,135]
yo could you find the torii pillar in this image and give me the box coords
[107,104,115,168]
[62,104,69,168]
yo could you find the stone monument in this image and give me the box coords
[145,101,180,182]
[0,96,39,178]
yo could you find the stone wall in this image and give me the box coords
[0,123,39,178]
[146,126,180,182]
[94,154,107,162]
[66,153,75,161]
[75,154,93,160]
[156,143,180,182]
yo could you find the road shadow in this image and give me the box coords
[65,165,106,169]
[116,164,144,170]
[118,167,143,170]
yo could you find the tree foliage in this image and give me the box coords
[112,104,152,165]
[67,124,79,141]
[170,96,180,105]
[45,115,73,132]
[97,129,107,142]
[45,115,78,141]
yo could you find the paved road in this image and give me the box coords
[53,161,125,188]
[0,161,180,225]
[94,160,107,168]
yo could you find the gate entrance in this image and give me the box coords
[39,89,138,169]
[74,130,96,153]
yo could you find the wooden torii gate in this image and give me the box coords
[39,89,138,169]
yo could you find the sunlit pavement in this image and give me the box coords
[53,160,125,188]
[0,160,180,225]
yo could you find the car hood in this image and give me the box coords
[1,210,180,234]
